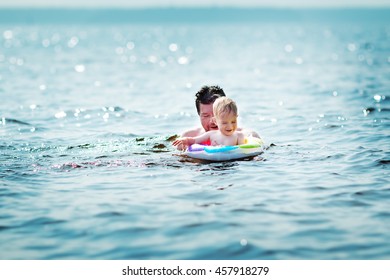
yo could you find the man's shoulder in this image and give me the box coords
[181,127,205,137]
[236,130,246,137]
[238,127,261,139]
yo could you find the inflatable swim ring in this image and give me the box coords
[184,137,265,161]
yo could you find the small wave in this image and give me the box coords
[66,143,95,150]
[0,118,32,126]
[148,143,170,153]
[191,241,273,260]
[354,188,390,200]
[0,225,11,232]
[376,159,390,166]
[95,211,126,218]
[373,212,390,219]
[21,217,66,227]
[51,160,147,171]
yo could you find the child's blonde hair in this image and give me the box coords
[213,97,238,119]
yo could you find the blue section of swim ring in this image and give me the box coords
[204,145,239,153]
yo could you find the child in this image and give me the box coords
[173,97,246,148]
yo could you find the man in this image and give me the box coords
[177,85,260,150]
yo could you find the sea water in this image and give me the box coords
[0,8,389,259]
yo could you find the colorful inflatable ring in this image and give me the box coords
[185,137,265,161]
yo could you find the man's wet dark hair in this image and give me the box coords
[195,85,226,115]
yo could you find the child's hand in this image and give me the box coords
[172,137,189,147]
[172,137,195,150]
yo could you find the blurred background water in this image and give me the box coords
[0,8,389,259]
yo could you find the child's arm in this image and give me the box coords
[172,137,195,147]
[172,132,212,148]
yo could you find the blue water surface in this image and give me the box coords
[0,8,390,259]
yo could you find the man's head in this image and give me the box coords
[195,85,226,132]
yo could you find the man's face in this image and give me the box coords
[199,103,218,132]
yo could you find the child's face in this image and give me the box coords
[215,111,237,136]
